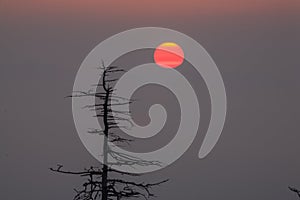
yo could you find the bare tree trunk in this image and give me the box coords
[50,64,168,200]
[101,135,108,200]
[101,73,109,200]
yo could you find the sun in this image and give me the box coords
[154,42,184,68]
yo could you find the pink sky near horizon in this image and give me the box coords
[1,0,300,20]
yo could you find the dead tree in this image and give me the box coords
[289,187,300,199]
[51,62,167,200]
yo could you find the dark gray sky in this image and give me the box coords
[0,1,300,199]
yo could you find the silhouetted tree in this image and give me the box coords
[51,62,167,200]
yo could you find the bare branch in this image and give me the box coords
[51,64,167,200]
[289,187,300,199]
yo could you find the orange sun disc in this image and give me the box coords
[154,42,184,68]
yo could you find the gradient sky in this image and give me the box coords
[0,0,300,200]
[1,0,300,19]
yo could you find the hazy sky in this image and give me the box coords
[1,0,300,16]
[0,0,300,200]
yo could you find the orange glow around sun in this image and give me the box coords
[154,42,184,69]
